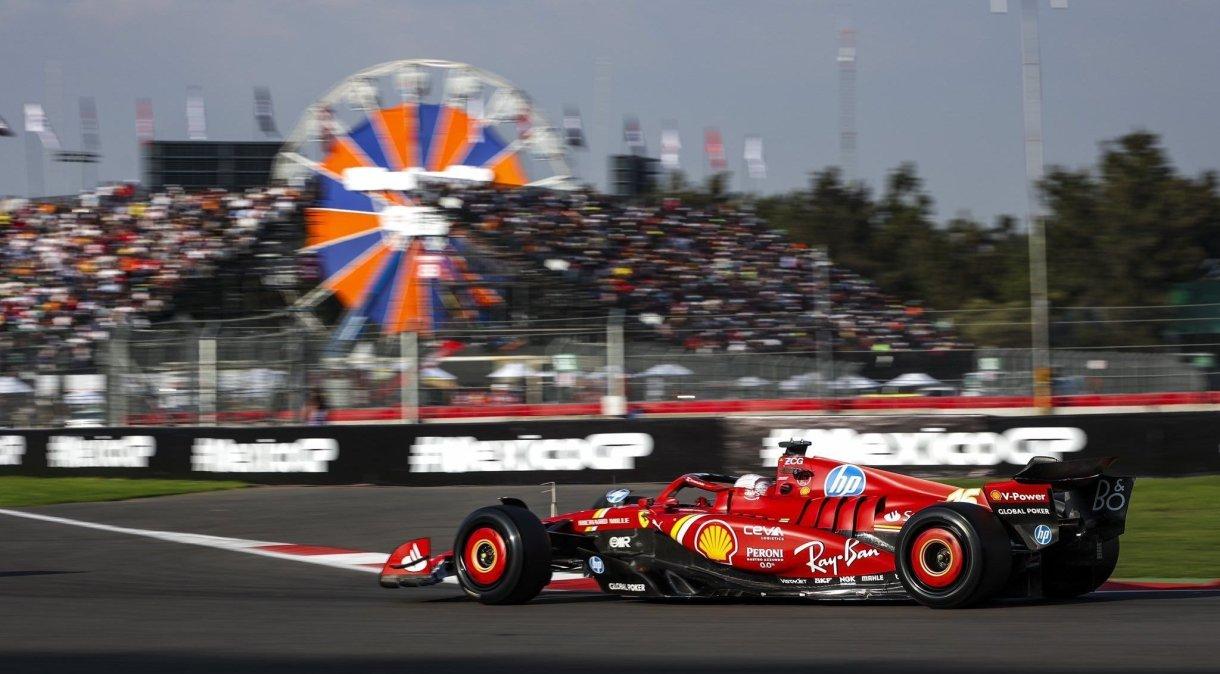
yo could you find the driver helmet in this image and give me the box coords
[733,473,773,498]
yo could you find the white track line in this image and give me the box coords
[0,508,385,573]
[0,508,589,586]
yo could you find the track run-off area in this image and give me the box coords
[2,484,1218,673]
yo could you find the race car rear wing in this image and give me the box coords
[1012,456,1116,485]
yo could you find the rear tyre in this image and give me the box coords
[895,503,1012,609]
[453,505,552,605]
[1042,537,1119,599]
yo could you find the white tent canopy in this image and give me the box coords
[488,362,545,379]
[886,372,942,388]
[420,366,457,381]
[831,374,879,391]
[636,363,694,377]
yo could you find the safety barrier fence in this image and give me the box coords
[2,410,1217,485]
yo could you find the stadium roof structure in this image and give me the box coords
[278,59,573,335]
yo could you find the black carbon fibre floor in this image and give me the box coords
[2,484,1217,673]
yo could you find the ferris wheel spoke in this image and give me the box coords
[323,240,392,308]
[301,208,381,251]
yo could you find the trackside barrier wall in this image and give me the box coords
[1,412,1217,484]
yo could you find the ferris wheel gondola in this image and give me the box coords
[275,59,571,335]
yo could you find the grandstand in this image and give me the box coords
[2,58,1217,428]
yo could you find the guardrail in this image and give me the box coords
[114,390,1220,425]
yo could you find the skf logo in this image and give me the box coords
[695,521,738,563]
[824,464,866,497]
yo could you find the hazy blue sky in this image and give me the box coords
[3,0,1219,223]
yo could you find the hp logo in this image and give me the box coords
[588,556,606,575]
[1033,525,1053,546]
[824,464,866,497]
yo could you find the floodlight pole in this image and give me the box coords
[996,0,1063,409]
[814,248,834,400]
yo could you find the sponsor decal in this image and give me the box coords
[742,525,784,541]
[0,435,25,466]
[192,438,338,473]
[1034,524,1053,546]
[1093,478,1128,512]
[608,536,632,549]
[588,556,605,575]
[694,520,738,563]
[946,488,983,505]
[860,574,886,582]
[839,576,857,585]
[799,486,811,497]
[882,510,912,523]
[47,435,155,468]
[398,543,427,572]
[762,427,1086,467]
[607,582,646,592]
[996,507,1052,516]
[989,489,1048,504]
[745,547,784,568]
[577,516,632,528]
[409,433,653,473]
[781,455,806,467]
[605,488,632,505]
[778,577,807,585]
[793,538,880,575]
[637,509,650,528]
[812,577,833,585]
[824,464,866,497]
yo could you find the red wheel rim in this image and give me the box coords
[910,527,965,589]
[463,526,507,586]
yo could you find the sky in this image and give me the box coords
[2,0,1219,224]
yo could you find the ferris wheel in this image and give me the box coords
[274,59,572,335]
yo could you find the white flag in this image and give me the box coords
[744,134,766,180]
[660,127,681,171]
[187,86,207,140]
[23,103,61,150]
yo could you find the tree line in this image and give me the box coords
[665,132,1220,347]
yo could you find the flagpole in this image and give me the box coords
[25,129,44,198]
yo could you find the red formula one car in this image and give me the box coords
[380,440,1133,608]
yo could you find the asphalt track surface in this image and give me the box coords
[3,483,1218,674]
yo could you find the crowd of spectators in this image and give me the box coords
[1,182,957,375]
[0,185,301,377]
[455,187,960,354]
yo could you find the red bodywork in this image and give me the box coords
[379,452,1058,595]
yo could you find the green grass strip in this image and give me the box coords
[0,476,247,508]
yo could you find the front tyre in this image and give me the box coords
[895,503,1012,609]
[453,505,552,604]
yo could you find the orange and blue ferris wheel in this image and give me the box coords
[274,59,571,334]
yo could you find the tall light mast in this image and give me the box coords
[991,0,1068,408]
[837,27,858,182]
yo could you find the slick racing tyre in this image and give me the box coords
[454,504,552,605]
[896,503,1012,609]
[1042,537,1119,599]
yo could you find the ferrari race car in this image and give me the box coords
[380,440,1133,608]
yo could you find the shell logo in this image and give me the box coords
[695,522,738,563]
[989,489,1003,501]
